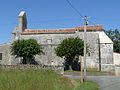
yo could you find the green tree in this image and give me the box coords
[105,29,120,53]
[55,37,84,70]
[11,39,44,64]
[114,41,120,52]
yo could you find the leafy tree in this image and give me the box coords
[11,39,44,64]
[105,29,115,41]
[105,29,120,53]
[114,41,120,52]
[55,37,84,70]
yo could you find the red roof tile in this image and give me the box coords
[75,25,103,30]
[22,25,103,35]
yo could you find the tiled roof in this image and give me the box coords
[22,25,103,35]
[75,25,103,31]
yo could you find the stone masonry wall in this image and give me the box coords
[113,53,120,65]
[19,32,100,69]
[0,44,11,65]
[100,43,114,71]
[0,44,21,65]
[0,31,114,72]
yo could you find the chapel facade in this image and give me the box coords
[0,11,114,71]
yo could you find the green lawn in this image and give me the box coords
[74,80,99,90]
[0,69,99,90]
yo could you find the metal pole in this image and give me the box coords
[83,16,88,80]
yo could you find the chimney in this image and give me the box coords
[18,11,27,33]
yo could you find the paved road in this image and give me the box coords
[64,75,120,90]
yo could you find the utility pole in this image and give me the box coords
[83,16,88,80]
[80,55,83,83]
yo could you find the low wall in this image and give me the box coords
[101,64,115,72]
[115,65,120,76]
[114,53,120,65]
[0,65,64,75]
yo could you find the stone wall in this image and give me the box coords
[0,34,114,72]
[113,53,120,76]
[115,65,120,76]
[0,44,21,65]
[100,43,114,71]
[113,52,120,65]
[19,32,100,69]
[0,65,64,74]
[0,31,114,72]
[0,44,12,65]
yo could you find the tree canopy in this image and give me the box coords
[55,37,84,70]
[105,29,120,53]
[11,39,44,64]
[55,37,84,60]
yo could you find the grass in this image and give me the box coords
[0,69,99,90]
[75,80,99,90]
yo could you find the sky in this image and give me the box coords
[0,0,120,44]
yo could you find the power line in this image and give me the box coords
[65,0,98,26]
[65,0,84,18]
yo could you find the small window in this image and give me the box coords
[0,53,2,60]
[47,39,52,44]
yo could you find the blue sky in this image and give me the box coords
[0,0,120,44]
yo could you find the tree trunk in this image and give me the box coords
[22,57,27,64]
[68,58,73,70]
